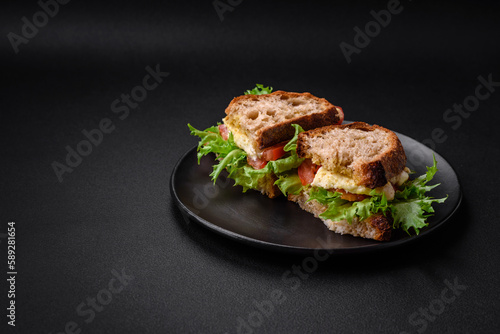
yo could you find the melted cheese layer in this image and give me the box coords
[311,167,409,200]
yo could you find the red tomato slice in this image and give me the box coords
[247,156,267,170]
[218,124,229,140]
[262,142,287,161]
[298,159,320,186]
[336,106,344,124]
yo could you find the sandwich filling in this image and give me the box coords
[188,122,306,196]
[311,167,410,201]
[223,120,261,159]
[287,156,447,236]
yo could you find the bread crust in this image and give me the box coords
[260,173,281,198]
[225,91,333,116]
[366,214,393,241]
[297,122,407,188]
[225,91,343,150]
[288,190,392,241]
[257,107,342,149]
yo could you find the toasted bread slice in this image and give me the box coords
[297,122,407,189]
[223,91,343,158]
[289,190,392,241]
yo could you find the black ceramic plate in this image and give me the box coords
[171,130,461,254]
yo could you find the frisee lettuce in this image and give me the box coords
[244,84,273,95]
[275,172,303,196]
[308,188,389,224]
[307,156,447,235]
[391,155,447,234]
[187,124,240,163]
[188,123,305,193]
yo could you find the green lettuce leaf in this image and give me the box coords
[188,124,240,163]
[275,172,303,196]
[267,155,302,174]
[390,197,447,235]
[188,123,249,183]
[188,123,305,193]
[227,164,272,192]
[244,84,273,95]
[309,187,345,205]
[308,188,351,220]
[396,155,441,199]
[209,148,247,183]
[306,156,447,234]
[309,188,390,224]
[283,124,302,153]
[390,155,448,234]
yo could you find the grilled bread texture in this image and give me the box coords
[297,122,407,189]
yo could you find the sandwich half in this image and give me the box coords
[189,86,344,198]
[285,122,446,241]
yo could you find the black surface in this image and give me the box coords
[171,132,461,254]
[2,1,500,333]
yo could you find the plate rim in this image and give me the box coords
[171,131,462,254]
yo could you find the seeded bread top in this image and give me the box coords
[223,91,343,150]
[297,122,407,188]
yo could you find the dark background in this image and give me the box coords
[2,0,500,333]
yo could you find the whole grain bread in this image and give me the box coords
[288,190,392,241]
[223,91,343,150]
[297,122,407,188]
